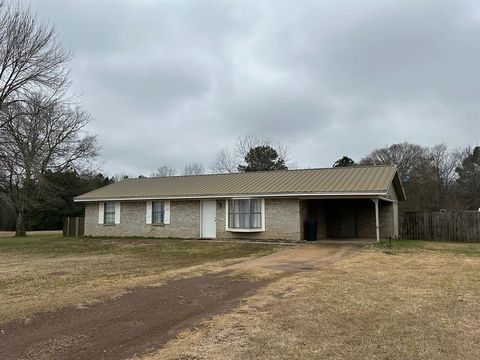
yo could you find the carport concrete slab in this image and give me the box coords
[227,240,370,273]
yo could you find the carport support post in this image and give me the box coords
[372,199,380,242]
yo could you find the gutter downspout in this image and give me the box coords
[372,199,380,242]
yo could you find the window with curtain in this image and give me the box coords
[228,199,262,229]
[104,202,115,224]
[152,201,165,224]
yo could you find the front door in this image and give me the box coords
[201,200,216,238]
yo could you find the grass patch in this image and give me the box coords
[375,239,480,257]
[0,235,284,323]
[0,235,282,259]
[145,241,480,360]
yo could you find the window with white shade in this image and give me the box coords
[146,201,170,225]
[227,199,263,230]
[104,202,115,225]
[152,201,165,224]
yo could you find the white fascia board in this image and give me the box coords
[74,192,386,203]
[379,196,399,203]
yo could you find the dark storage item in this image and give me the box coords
[304,219,317,241]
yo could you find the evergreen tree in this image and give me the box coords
[238,146,288,172]
[333,156,356,167]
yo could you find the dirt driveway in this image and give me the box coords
[0,241,366,360]
[228,240,369,272]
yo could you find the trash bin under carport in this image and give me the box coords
[304,219,317,241]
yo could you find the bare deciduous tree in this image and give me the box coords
[0,94,97,236]
[426,144,464,209]
[152,165,176,177]
[359,142,429,182]
[210,148,237,174]
[183,162,204,175]
[233,133,290,164]
[0,4,71,126]
[359,142,467,211]
[211,134,291,173]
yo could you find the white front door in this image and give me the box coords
[201,200,216,238]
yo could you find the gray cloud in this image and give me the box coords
[24,0,480,174]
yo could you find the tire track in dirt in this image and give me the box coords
[0,241,366,360]
[0,272,269,360]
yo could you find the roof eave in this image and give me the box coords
[74,191,388,203]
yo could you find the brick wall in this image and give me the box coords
[84,198,302,242]
[84,201,200,238]
[299,200,308,240]
[379,201,395,238]
[357,200,395,238]
[216,198,301,242]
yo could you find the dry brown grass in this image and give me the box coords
[0,230,62,237]
[0,236,283,323]
[140,242,480,360]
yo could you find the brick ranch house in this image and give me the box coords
[74,165,405,242]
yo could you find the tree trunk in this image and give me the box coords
[15,211,26,237]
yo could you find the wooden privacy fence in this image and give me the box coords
[63,216,85,237]
[401,211,480,242]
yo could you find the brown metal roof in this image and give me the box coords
[75,165,405,201]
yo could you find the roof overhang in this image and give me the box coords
[74,191,387,203]
[390,171,407,201]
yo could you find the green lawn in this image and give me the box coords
[0,235,284,323]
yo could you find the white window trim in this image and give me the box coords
[146,201,152,224]
[164,201,171,224]
[146,200,170,225]
[225,198,265,232]
[114,202,121,224]
[98,202,104,224]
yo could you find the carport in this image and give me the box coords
[300,197,399,242]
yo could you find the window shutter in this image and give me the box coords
[115,202,121,224]
[98,202,104,224]
[164,201,170,224]
[146,201,152,224]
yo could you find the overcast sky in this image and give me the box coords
[25,0,480,176]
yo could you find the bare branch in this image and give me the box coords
[0,93,98,236]
[0,3,72,128]
[152,165,176,177]
[183,162,204,175]
[359,142,429,182]
[210,148,237,174]
[211,134,291,173]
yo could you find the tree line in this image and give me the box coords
[335,143,480,213]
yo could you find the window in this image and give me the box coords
[104,202,115,225]
[228,199,263,229]
[152,201,165,224]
